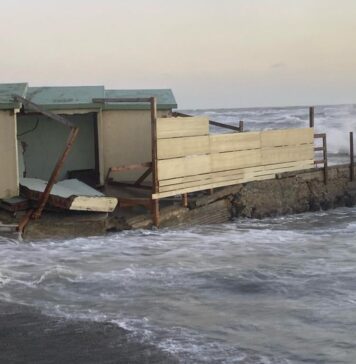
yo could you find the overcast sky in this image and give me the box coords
[0,0,355,109]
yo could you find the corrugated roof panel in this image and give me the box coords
[0,83,28,110]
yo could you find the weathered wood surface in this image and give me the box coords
[153,116,314,199]
[157,117,209,139]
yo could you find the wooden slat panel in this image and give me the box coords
[261,128,314,148]
[153,174,276,199]
[158,160,314,193]
[211,149,261,172]
[157,117,209,139]
[210,131,261,153]
[157,136,210,160]
[159,160,313,187]
[157,154,211,180]
[261,144,314,165]
[154,159,315,199]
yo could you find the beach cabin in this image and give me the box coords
[0,83,177,200]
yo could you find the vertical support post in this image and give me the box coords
[182,193,188,207]
[150,97,160,227]
[239,120,244,132]
[350,132,354,182]
[32,127,79,219]
[323,134,328,184]
[309,107,314,128]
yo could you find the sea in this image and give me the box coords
[1,104,356,363]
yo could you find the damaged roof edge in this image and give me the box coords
[0,83,178,111]
[0,83,28,110]
[102,89,177,110]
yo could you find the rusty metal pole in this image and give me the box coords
[309,107,314,128]
[350,132,354,181]
[150,97,160,227]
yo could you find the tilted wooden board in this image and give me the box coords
[153,119,314,199]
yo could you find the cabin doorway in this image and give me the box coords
[17,112,100,187]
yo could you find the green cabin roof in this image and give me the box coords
[0,83,28,110]
[26,86,105,110]
[0,83,177,111]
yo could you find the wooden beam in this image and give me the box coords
[309,107,315,128]
[134,167,152,186]
[93,97,152,103]
[32,127,79,219]
[12,94,75,128]
[182,193,188,207]
[110,162,152,173]
[150,97,160,227]
[173,111,242,132]
[350,132,354,182]
[108,181,151,190]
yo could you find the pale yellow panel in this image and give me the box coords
[157,154,211,180]
[153,174,276,199]
[261,144,314,165]
[211,149,261,172]
[157,117,209,139]
[157,136,210,160]
[159,170,246,192]
[261,128,314,148]
[210,131,261,153]
[155,159,314,198]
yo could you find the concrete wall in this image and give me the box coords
[0,110,19,198]
[101,109,170,182]
[17,113,97,181]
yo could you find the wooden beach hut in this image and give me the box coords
[0,83,177,201]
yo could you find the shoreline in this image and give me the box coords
[0,301,178,364]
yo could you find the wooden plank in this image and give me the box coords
[210,131,261,153]
[157,154,211,180]
[157,136,210,160]
[261,144,314,165]
[111,162,152,173]
[261,128,314,148]
[158,157,314,188]
[211,149,261,172]
[13,95,75,128]
[70,196,118,212]
[157,117,209,139]
[173,111,242,132]
[153,174,276,199]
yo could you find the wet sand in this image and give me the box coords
[0,301,178,364]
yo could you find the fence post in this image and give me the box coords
[309,107,314,128]
[150,97,160,227]
[350,132,354,182]
[239,120,244,132]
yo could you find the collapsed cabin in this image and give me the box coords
[0,83,177,201]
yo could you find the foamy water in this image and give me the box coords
[186,104,356,165]
[1,105,356,363]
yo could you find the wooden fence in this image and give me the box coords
[152,116,314,199]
